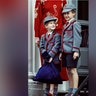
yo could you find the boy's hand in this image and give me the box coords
[59,53,62,60]
[73,52,79,60]
[42,51,51,61]
[48,57,53,63]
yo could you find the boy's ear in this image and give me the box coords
[73,11,76,15]
[74,12,76,16]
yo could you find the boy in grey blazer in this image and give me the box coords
[40,16,61,96]
[60,4,82,96]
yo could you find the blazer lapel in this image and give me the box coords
[63,19,76,32]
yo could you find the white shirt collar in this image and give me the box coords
[68,18,75,24]
[47,31,53,35]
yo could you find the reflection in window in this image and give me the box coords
[80,25,88,47]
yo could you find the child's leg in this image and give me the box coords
[67,68,79,94]
[71,68,79,94]
[67,68,73,89]
[66,68,73,95]
[44,83,50,95]
[53,84,58,95]
[69,68,79,88]
[49,84,55,94]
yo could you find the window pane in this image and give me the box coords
[78,0,88,20]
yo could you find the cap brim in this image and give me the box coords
[62,9,72,13]
[47,18,57,21]
[44,18,57,24]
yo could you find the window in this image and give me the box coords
[80,25,88,47]
[78,0,88,20]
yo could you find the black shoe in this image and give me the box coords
[69,93,80,96]
[48,93,53,96]
[65,93,74,96]
[65,93,71,96]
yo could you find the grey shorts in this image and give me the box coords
[62,52,79,68]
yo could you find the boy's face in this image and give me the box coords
[45,21,56,31]
[63,11,75,21]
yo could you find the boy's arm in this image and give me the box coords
[39,35,46,53]
[40,35,51,60]
[73,22,82,59]
[73,22,82,52]
[49,34,61,58]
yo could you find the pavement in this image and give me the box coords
[28,78,88,96]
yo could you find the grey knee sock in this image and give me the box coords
[53,88,58,95]
[72,88,78,94]
[68,88,73,93]
[44,88,49,94]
